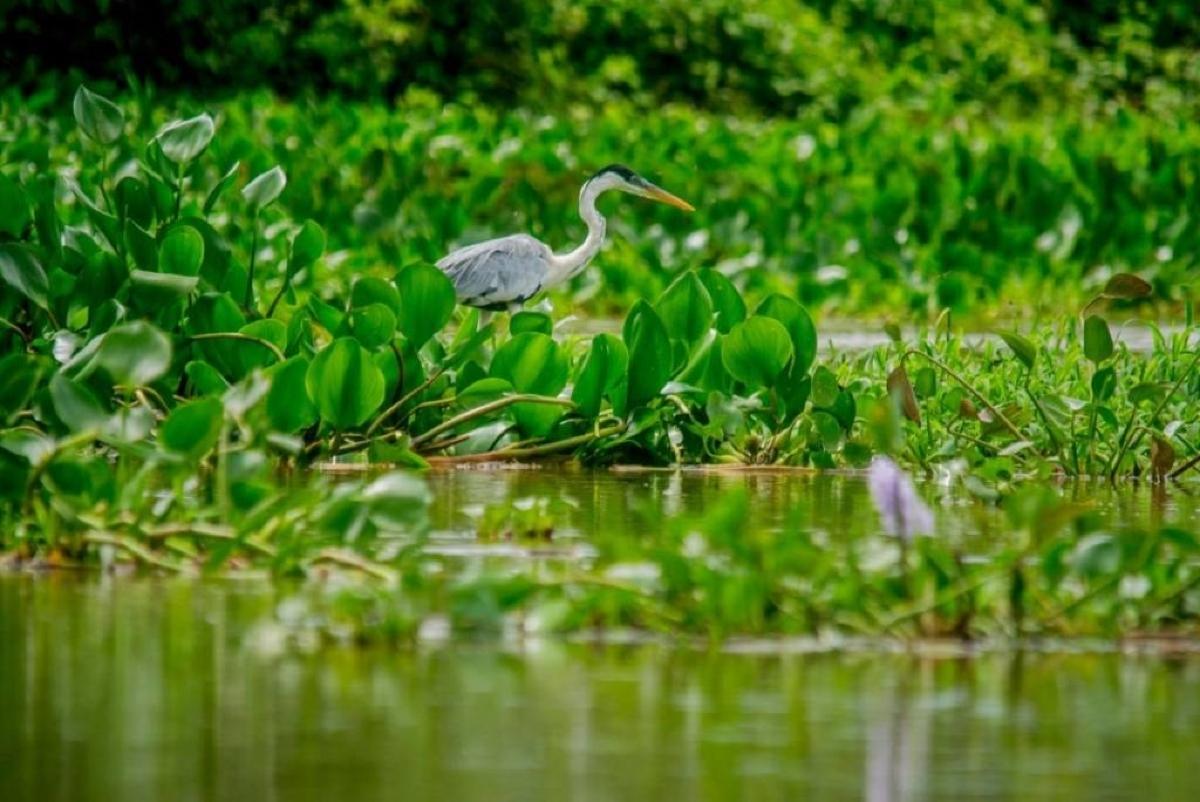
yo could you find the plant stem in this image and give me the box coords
[426,423,625,462]
[188,332,284,362]
[410,394,574,447]
[365,368,447,437]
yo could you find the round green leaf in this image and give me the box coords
[95,321,173,387]
[721,316,794,387]
[305,337,385,429]
[49,374,109,432]
[242,166,286,211]
[159,224,205,276]
[156,114,215,164]
[1083,315,1113,364]
[351,277,402,315]
[267,356,317,433]
[235,319,287,374]
[160,397,224,461]
[490,332,569,395]
[73,86,124,145]
[756,294,817,376]
[349,303,398,349]
[811,365,839,408]
[395,263,455,348]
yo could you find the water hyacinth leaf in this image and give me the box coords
[394,263,455,349]
[305,337,385,429]
[374,348,401,402]
[675,329,731,395]
[510,311,553,336]
[458,378,514,406]
[289,219,325,273]
[755,295,817,376]
[160,397,224,461]
[722,316,793,387]
[95,321,172,387]
[810,365,839,408]
[655,271,713,344]
[266,356,316,433]
[887,365,921,423]
[0,173,30,237]
[49,374,109,432]
[997,330,1036,370]
[185,360,229,395]
[0,243,50,308]
[156,114,215,163]
[241,165,287,212]
[203,160,241,215]
[572,333,629,417]
[491,332,570,436]
[187,293,247,378]
[1102,273,1152,300]
[697,269,745,333]
[490,333,569,395]
[349,303,398,349]
[121,221,155,273]
[73,85,124,144]
[159,224,205,276]
[351,276,401,315]
[236,319,287,374]
[622,300,673,410]
[913,366,937,398]
[1082,315,1113,364]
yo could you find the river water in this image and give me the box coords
[3,469,1200,800]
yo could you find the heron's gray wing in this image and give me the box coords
[436,234,552,308]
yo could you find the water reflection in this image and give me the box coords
[426,466,1200,543]
[3,576,1200,801]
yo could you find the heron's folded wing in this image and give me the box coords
[436,235,550,307]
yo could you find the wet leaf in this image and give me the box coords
[73,85,124,144]
[997,330,1036,370]
[394,263,455,349]
[241,165,286,211]
[161,397,224,461]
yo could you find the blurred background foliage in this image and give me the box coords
[6,0,1200,117]
[3,0,1199,317]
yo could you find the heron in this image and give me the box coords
[436,164,694,312]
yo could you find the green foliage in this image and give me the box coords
[306,338,385,429]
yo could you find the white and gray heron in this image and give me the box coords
[436,164,694,312]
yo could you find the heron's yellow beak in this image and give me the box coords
[641,183,695,212]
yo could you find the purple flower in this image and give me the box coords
[868,456,934,541]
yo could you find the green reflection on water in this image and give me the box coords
[3,574,1200,801]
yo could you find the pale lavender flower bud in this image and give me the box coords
[868,456,934,541]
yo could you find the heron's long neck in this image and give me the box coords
[548,182,607,287]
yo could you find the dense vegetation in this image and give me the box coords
[4,2,1200,645]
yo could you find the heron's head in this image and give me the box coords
[588,164,695,211]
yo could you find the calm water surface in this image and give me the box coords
[3,470,1200,801]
